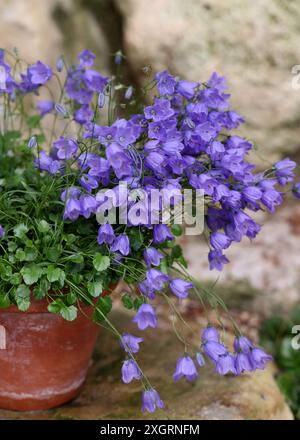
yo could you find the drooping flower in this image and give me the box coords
[234,336,253,354]
[106,143,133,179]
[37,100,54,116]
[133,303,157,330]
[28,61,52,85]
[138,279,156,300]
[34,151,60,175]
[248,347,272,370]
[201,326,220,343]
[97,224,115,245]
[235,352,253,375]
[146,269,169,291]
[215,353,237,375]
[169,278,193,299]
[63,196,82,221]
[242,186,262,206]
[177,80,199,99]
[74,105,93,124]
[83,69,108,93]
[208,249,230,271]
[66,66,93,104]
[110,233,130,256]
[210,232,231,251]
[203,340,228,363]
[53,137,77,160]
[153,224,173,244]
[80,194,97,219]
[79,174,99,192]
[120,333,144,354]
[143,247,164,267]
[141,389,164,413]
[121,360,142,384]
[0,225,4,239]
[173,356,198,382]
[292,182,300,199]
[274,158,296,186]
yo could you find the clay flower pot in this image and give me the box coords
[0,291,111,411]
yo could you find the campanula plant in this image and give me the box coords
[0,48,299,413]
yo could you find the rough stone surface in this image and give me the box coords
[116,0,300,161]
[0,0,62,64]
[0,0,110,72]
[0,311,293,420]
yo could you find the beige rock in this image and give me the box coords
[0,310,293,420]
[0,0,110,72]
[0,0,62,64]
[115,0,300,160]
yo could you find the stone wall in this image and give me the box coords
[1,0,300,159]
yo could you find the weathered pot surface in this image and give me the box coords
[0,288,114,411]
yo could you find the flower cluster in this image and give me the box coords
[0,48,299,414]
[119,325,272,411]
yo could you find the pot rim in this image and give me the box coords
[0,283,117,314]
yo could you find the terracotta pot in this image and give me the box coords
[0,290,113,411]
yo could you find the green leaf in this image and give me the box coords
[47,300,63,314]
[13,223,29,239]
[177,255,188,268]
[121,293,134,310]
[37,220,50,234]
[127,229,144,251]
[15,284,30,311]
[8,242,17,252]
[171,224,183,236]
[159,258,169,274]
[63,233,77,245]
[87,281,103,297]
[68,254,84,264]
[24,247,38,262]
[93,253,110,272]
[0,293,11,308]
[67,290,77,305]
[15,248,26,261]
[47,266,65,285]
[171,244,183,259]
[93,296,112,323]
[47,299,77,321]
[8,254,16,264]
[21,264,42,285]
[0,263,12,281]
[33,277,50,299]
[45,247,61,262]
[10,272,22,285]
[60,305,77,321]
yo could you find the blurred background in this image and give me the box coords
[1,0,300,417]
